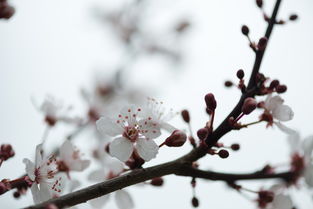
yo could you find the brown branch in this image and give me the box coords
[205,0,282,146]
[176,166,294,183]
[24,1,284,208]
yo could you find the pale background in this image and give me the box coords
[0,0,313,208]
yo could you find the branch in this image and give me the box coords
[176,166,294,183]
[25,1,283,208]
[205,0,282,146]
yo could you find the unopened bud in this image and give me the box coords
[256,0,263,8]
[0,5,15,19]
[0,144,15,160]
[181,109,190,123]
[289,14,298,21]
[236,69,245,79]
[276,20,285,25]
[0,182,7,194]
[276,85,287,93]
[241,25,249,36]
[218,149,229,159]
[224,80,233,87]
[192,197,199,207]
[13,191,20,198]
[242,97,257,115]
[204,93,216,111]
[231,143,240,151]
[164,130,187,147]
[197,128,209,140]
[45,115,57,126]
[258,191,274,203]
[150,177,164,186]
[257,37,268,51]
[44,204,59,209]
[269,79,280,89]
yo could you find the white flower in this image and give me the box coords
[88,159,134,209]
[23,144,64,204]
[141,97,178,133]
[96,105,160,162]
[266,185,293,209]
[268,194,293,209]
[58,140,90,175]
[277,126,313,188]
[32,95,80,126]
[264,94,294,122]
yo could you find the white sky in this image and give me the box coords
[0,0,313,208]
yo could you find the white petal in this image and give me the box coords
[304,164,313,188]
[272,194,293,209]
[59,140,74,159]
[138,119,161,139]
[88,169,105,182]
[107,159,125,175]
[30,183,41,204]
[69,159,91,171]
[160,122,176,133]
[135,138,158,161]
[272,105,294,121]
[302,136,313,161]
[109,137,133,162]
[115,190,134,209]
[23,158,36,181]
[275,122,297,135]
[35,144,44,167]
[89,195,110,208]
[265,95,284,111]
[69,179,81,192]
[96,116,123,137]
[39,183,53,202]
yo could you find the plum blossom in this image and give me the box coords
[265,185,293,209]
[96,105,161,162]
[32,95,80,126]
[260,94,294,127]
[88,159,134,209]
[23,144,64,204]
[57,140,90,177]
[277,125,313,187]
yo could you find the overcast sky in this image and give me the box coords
[1,0,313,208]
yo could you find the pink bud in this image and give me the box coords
[204,93,216,111]
[192,197,199,207]
[242,97,257,115]
[165,130,187,147]
[236,69,245,79]
[150,177,164,186]
[218,149,229,159]
[231,143,240,151]
[289,14,298,21]
[181,109,190,123]
[269,79,279,89]
[257,37,268,51]
[241,25,249,36]
[256,0,263,8]
[44,204,59,209]
[276,85,287,93]
[0,182,7,195]
[197,128,208,140]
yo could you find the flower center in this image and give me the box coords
[123,126,139,142]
